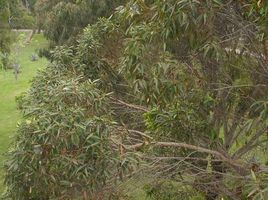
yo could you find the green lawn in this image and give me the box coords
[0,33,48,193]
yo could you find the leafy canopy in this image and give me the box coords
[4,0,268,199]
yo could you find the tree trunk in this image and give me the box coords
[26,29,36,43]
[37,25,42,34]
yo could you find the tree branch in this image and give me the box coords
[232,126,268,159]
[109,97,148,112]
[127,129,153,139]
[125,140,248,175]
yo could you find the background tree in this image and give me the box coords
[7,0,36,29]
[34,0,127,47]
[0,0,13,69]
[21,0,37,12]
[0,0,36,69]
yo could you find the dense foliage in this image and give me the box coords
[4,0,268,199]
[9,0,36,29]
[0,0,36,68]
[0,0,12,68]
[35,0,127,46]
[4,63,138,199]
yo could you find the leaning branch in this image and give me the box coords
[128,142,227,160]
[127,129,153,140]
[109,97,148,112]
[232,126,268,159]
[127,141,248,175]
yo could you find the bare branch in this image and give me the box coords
[109,97,148,112]
[127,129,153,140]
[127,141,234,163]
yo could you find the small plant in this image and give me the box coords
[12,63,21,80]
[37,48,51,59]
[144,180,204,200]
[30,53,38,61]
[0,52,10,70]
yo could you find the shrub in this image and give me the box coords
[4,65,137,199]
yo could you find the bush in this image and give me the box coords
[144,180,204,200]
[36,48,51,59]
[12,13,36,29]
[3,65,137,199]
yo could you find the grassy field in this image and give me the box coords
[0,33,48,193]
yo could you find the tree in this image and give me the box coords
[21,0,37,12]
[0,0,35,69]
[4,0,268,199]
[34,0,127,46]
[0,0,13,69]
[9,0,36,29]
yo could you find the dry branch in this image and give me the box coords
[109,97,148,112]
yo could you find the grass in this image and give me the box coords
[0,33,48,193]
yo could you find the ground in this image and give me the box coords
[0,33,48,193]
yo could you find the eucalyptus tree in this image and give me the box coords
[4,0,268,200]
[35,0,127,46]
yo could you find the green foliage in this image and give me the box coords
[21,0,38,13]
[36,0,127,46]
[0,33,48,194]
[144,180,204,200]
[3,65,133,199]
[3,0,36,29]
[245,0,268,40]
[11,12,36,29]
[242,170,268,200]
[4,0,268,199]
[0,0,12,69]
[0,0,35,68]
[144,93,213,143]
